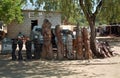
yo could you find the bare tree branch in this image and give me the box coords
[79,0,88,17]
[79,0,91,25]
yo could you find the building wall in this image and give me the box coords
[60,25,76,31]
[7,10,61,38]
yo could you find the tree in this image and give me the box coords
[79,0,120,57]
[79,0,103,57]
[0,0,23,24]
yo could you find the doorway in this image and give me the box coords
[31,20,38,30]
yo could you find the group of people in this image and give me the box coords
[11,32,24,60]
[11,32,42,61]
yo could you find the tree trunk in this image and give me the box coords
[79,0,103,58]
[89,21,98,58]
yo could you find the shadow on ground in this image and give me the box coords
[0,57,82,78]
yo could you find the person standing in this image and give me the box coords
[17,37,23,60]
[11,39,18,60]
[17,32,24,60]
[25,37,32,60]
[33,38,41,59]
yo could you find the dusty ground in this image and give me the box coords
[0,40,120,78]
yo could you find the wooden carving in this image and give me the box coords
[76,24,83,59]
[55,25,64,60]
[41,19,53,60]
[82,27,92,59]
[66,32,73,59]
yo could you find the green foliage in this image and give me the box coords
[31,0,102,25]
[98,0,120,24]
[32,0,87,25]
[0,0,23,24]
[28,0,120,25]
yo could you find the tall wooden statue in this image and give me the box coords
[41,19,53,60]
[55,25,64,60]
[76,23,83,59]
[66,31,73,59]
[82,27,92,59]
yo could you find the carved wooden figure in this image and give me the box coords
[41,19,53,60]
[55,25,64,60]
[82,27,92,59]
[66,32,73,59]
[76,24,83,59]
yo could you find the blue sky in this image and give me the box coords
[22,0,44,10]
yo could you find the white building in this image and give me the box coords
[7,10,61,38]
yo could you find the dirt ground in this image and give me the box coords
[0,40,120,78]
